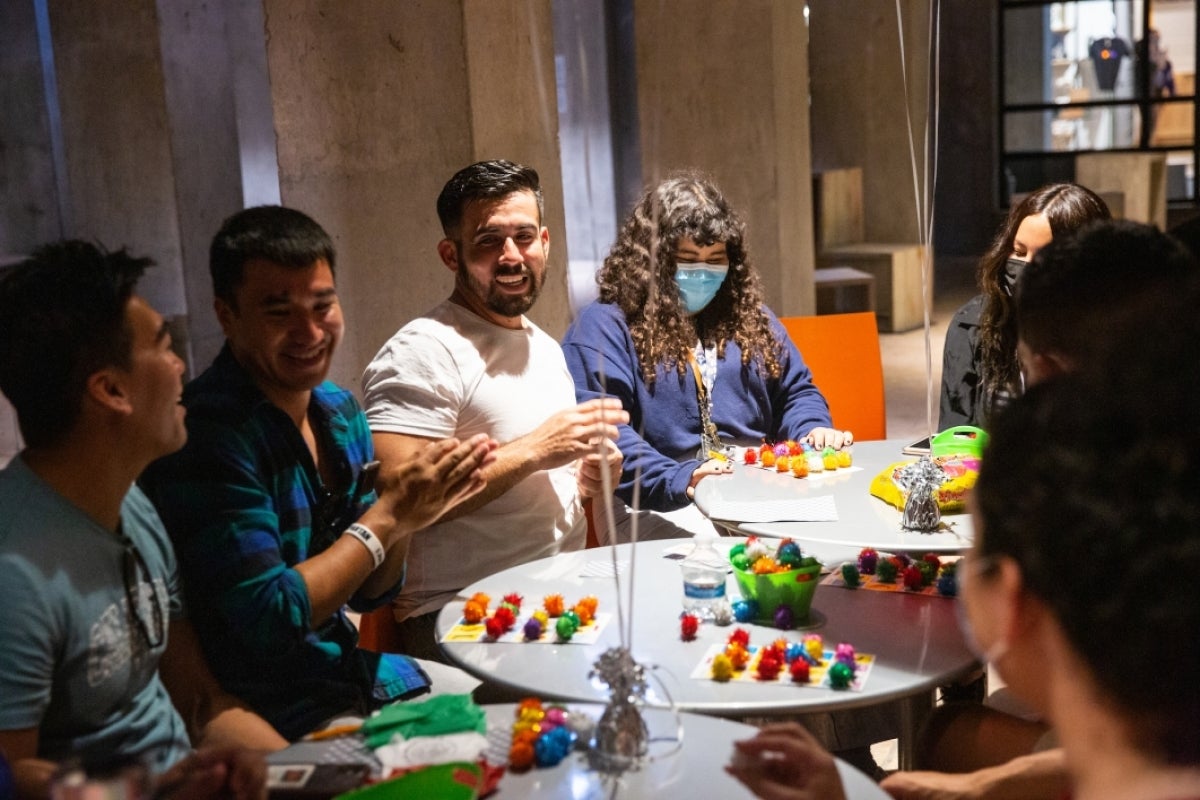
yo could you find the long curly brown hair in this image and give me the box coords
[977,183,1110,404]
[597,173,782,384]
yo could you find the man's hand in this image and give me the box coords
[804,427,854,450]
[523,398,628,473]
[368,433,497,542]
[156,747,266,800]
[725,722,847,800]
[576,437,622,498]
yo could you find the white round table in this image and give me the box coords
[436,539,977,768]
[692,439,974,566]
[481,703,890,799]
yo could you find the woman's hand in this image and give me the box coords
[726,722,847,800]
[576,438,623,498]
[804,428,854,450]
[685,457,734,498]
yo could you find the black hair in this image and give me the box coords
[1018,219,1199,362]
[977,287,1200,765]
[975,183,1111,412]
[209,205,336,305]
[0,240,149,448]
[435,160,544,239]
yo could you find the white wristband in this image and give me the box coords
[343,523,385,569]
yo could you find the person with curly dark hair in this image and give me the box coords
[939,183,1110,430]
[562,173,847,542]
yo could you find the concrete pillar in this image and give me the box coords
[0,0,61,255]
[46,0,187,317]
[631,0,816,317]
[156,0,279,373]
[809,0,934,246]
[552,0,620,314]
[263,0,570,391]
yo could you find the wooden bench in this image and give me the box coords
[812,168,928,332]
[818,243,929,332]
[814,266,876,315]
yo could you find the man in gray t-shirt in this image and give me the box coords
[0,241,284,800]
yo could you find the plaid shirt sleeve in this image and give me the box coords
[144,412,322,659]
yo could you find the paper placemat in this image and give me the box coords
[441,612,611,645]
[822,565,956,598]
[689,643,874,691]
[705,495,838,523]
[579,559,627,578]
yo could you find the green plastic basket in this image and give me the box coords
[733,561,822,624]
[931,425,989,458]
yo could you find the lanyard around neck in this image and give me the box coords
[687,349,722,460]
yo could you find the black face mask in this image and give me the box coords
[1003,257,1027,296]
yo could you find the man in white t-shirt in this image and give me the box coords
[362,159,627,661]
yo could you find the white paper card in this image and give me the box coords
[705,495,838,523]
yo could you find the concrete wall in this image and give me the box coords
[632,0,816,316]
[0,1,61,255]
[157,0,279,373]
[263,0,569,392]
[1,0,955,417]
[809,0,932,246]
[48,0,188,317]
[810,0,1007,269]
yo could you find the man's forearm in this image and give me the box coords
[431,438,540,522]
[197,705,288,751]
[880,748,1068,800]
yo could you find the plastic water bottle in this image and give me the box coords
[680,533,728,621]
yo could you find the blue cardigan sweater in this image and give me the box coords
[562,301,831,512]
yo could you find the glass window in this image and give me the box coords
[1000,0,1198,206]
[1004,105,1144,151]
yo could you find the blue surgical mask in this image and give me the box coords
[675,264,729,314]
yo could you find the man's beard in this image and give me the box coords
[463,266,543,318]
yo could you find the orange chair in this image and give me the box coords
[778,311,887,441]
[357,605,404,653]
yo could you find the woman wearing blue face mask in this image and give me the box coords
[939,183,1109,430]
[562,173,846,542]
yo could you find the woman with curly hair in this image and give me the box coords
[562,173,848,541]
[939,183,1110,429]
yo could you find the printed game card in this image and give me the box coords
[689,643,875,691]
[441,612,611,645]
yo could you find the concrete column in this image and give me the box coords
[631,0,816,317]
[263,0,569,392]
[46,0,187,317]
[0,0,61,255]
[156,0,279,373]
[809,0,934,246]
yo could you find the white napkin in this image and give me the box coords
[374,731,490,771]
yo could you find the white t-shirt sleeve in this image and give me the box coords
[362,325,465,438]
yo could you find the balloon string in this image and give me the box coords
[556,7,635,653]
[895,0,942,438]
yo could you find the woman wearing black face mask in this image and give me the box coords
[938,183,1109,430]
